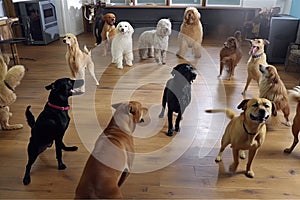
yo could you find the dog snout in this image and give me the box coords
[258,109,266,116]
[140,118,144,123]
[63,39,66,43]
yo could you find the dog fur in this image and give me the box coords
[111,21,134,69]
[284,86,300,153]
[101,13,116,56]
[159,63,197,136]
[206,98,276,178]
[177,7,203,58]
[218,31,243,80]
[63,33,99,92]
[75,101,148,199]
[23,78,84,185]
[259,64,290,126]
[242,39,269,94]
[0,55,25,130]
[138,18,172,65]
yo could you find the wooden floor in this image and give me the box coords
[1,31,300,199]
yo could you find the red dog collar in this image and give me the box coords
[47,102,70,111]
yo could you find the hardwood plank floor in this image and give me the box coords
[1,32,300,199]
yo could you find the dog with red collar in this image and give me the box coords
[23,78,84,185]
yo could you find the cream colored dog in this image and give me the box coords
[242,39,269,95]
[177,7,203,58]
[63,33,99,92]
[259,64,290,126]
[0,55,25,130]
[75,101,148,199]
[206,98,276,178]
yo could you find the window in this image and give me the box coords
[136,0,166,5]
[206,0,241,6]
[171,0,202,5]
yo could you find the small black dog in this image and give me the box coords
[159,63,197,136]
[23,78,84,185]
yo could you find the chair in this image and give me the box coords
[285,43,300,71]
[0,17,26,65]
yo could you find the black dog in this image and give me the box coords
[23,78,84,185]
[159,63,197,136]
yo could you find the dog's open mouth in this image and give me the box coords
[249,45,259,55]
[250,113,269,123]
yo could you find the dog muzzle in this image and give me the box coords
[250,110,270,123]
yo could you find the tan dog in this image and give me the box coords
[0,54,25,130]
[63,33,99,92]
[259,64,290,126]
[218,31,243,80]
[177,7,203,58]
[206,98,276,178]
[284,86,300,153]
[75,101,148,199]
[101,13,116,56]
[242,39,269,95]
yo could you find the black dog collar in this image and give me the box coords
[243,123,257,136]
[252,53,263,59]
[4,80,14,92]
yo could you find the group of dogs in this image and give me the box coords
[1,5,300,199]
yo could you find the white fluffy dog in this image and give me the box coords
[111,21,134,69]
[138,18,172,65]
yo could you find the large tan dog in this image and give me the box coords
[177,7,203,58]
[242,39,269,95]
[0,54,25,130]
[75,101,148,199]
[206,98,276,178]
[63,33,99,92]
[101,13,116,56]
[259,64,290,126]
[284,86,300,153]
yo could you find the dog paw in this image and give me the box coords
[166,129,174,137]
[283,121,292,127]
[63,146,78,151]
[175,126,180,132]
[58,163,67,170]
[284,148,293,154]
[215,156,222,162]
[117,66,124,69]
[158,113,164,118]
[245,171,255,178]
[239,150,246,159]
[23,175,31,185]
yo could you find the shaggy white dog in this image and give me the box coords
[138,18,172,65]
[111,21,134,69]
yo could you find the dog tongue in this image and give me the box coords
[249,46,258,55]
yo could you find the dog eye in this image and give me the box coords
[68,37,71,39]
[252,103,259,107]
[264,104,270,108]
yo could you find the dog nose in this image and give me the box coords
[258,109,266,116]
[63,39,66,43]
[140,118,144,123]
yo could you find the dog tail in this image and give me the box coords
[288,86,300,102]
[83,45,91,56]
[25,105,35,128]
[205,108,236,119]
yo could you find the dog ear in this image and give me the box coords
[111,102,122,110]
[128,23,134,34]
[263,39,270,45]
[237,99,249,110]
[45,83,54,90]
[271,102,277,116]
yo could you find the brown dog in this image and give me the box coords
[284,86,300,153]
[206,98,276,178]
[218,31,243,80]
[177,7,203,58]
[75,101,148,199]
[242,39,269,95]
[101,13,116,56]
[63,33,99,92]
[259,64,290,126]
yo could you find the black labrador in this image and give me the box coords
[23,78,84,185]
[159,63,197,136]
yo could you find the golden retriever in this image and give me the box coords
[259,64,290,126]
[75,101,148,199]
[242,39,269,95]
[177,7,203,58]
[63,33,99,92]
[206,98,276,178]
[284,86,300,153]
[101,13,116,56]
[0,54,25,130]
[218,31,243,80]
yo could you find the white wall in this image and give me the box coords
[242,0,292,14]
[55,0,84,36]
